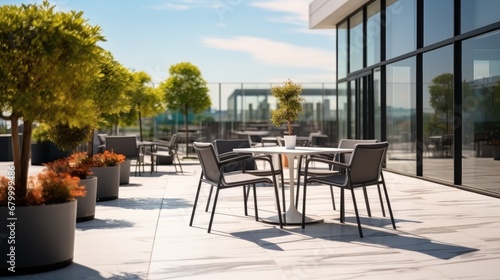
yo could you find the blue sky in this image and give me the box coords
[5,0,336,84]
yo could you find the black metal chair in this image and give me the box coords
[301,142,395,237]
[151,134,183,173]
[296,139,382,217]
[104,136,144,176]
[212,139,286,217]
[190,142,283,233]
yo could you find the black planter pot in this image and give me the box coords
[31,142,71,165]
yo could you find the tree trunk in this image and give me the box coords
[11,117,32,200]
[138,110,143,142]
[184,104,189,158]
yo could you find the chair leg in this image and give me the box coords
[377,184,386,217]
[208,186,221,233]
[381,173,396,229]
[350,187,363,238]
[243,185,248,216]
[271,174,284,229]
[176,153,183,174]
[362,186,372,217]
[189,174,204,227]
[301,178,308,229]
[340,187,345,223]
[280,172,286,225]
[329,185,336,210]
[205,185,214,212]
[252,184,258,221]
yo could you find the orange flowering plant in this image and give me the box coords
[44,152,93,179]
[0,169,86,206]
[91,150,126,167]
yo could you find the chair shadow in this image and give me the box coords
[76,218,135,231]
[230,217,478,260]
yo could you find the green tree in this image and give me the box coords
[428,73,454,135]
[0,1,104,199]
[113,71,165,141]
[270,79,305,136]
[159,62,211,157]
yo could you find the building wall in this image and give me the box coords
[318,0,500,196]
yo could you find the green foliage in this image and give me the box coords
[160,62,211,115]
[112,71,165,127]
[46,123,93,152]
[428,73,453,135]
[270,79,305,135]
[0,0,105,198]
[0,0,105,127]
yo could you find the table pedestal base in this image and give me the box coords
[261,206,323,226]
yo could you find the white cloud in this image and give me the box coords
[202,36,335,72]
[251,0,310,24]
[149,0,213,11]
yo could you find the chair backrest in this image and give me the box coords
[338,139,378,163]
[104,136,138,159]
[349,142,388,185]
[169,134,179,150]
[193,142,221,183]
[213,139,257,172]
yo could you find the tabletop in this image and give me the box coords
[233,146,352,156]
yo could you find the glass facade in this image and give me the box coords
[349,10,364,73]
[386,57,416,174]
[337,21,348,79]
[332,0,500,196]
[424,0,454,46]
[461,0,499,33]
[367,0,381,66]
[422,45,454,182]
[462,30,500,194]
[385,0,416,60]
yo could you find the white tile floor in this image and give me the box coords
[2,159,500,279]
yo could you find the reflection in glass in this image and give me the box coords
[423,45,454,182]
[462,30,500,193]
[338,21,348,79]
[374,68,382,141]
[386,57,416,174]
[367,0,381,66]
[386,0,416,60]
[349,11,364,73]
[461,0,500,34]
[338,82,348,140]
[424,0,453,46]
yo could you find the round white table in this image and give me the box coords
[233,146,352,225]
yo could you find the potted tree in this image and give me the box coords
[270,79,305,149]
[0,1,107,274]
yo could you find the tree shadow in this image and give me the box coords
[96,197,191,210]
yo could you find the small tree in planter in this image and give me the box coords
[270,79,305,149]
[0,1,105,273]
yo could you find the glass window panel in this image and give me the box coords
[461,0,500,34]
[386,57,417,174]
[338,21,348,79]
[349,10,364,73]
[367,0,381,66]
[337,82,348,140]
[462,30,500,194]
[424,0,454,46]
[422,45,454,183]
[374,68,382,141]
[386,0,416,60]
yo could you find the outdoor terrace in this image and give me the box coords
[1,156,499,280]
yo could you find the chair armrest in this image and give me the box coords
[305,156,349,170]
